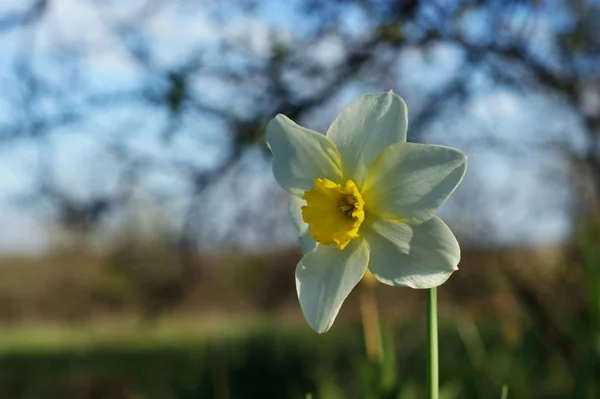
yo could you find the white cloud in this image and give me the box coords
[471,91,520,119]
[308,34,345,67]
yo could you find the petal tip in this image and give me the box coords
[273,113,288,122]
[304,312,333,334]
[316,325,330,334]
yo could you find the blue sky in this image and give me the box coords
[0,0,583,254]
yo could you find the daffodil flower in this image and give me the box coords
[266,91,467,333]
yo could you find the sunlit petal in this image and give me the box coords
[362,215,459,288]
[288,196,317,254]
[296,239,369,333]
[327,91,408,187]
[362,142,466,224]
[267,114,343,196]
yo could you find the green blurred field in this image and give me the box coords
[0,311,592,399]
[0,234,597,399]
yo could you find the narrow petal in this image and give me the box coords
[288,196,317,254]
[362,142,466,224]
[327,91,408,187]
[267,114,343,196]
[362,216,460,288]
[296,239,369,333]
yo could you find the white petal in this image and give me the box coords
[362,142,466,224]
[288,196,317,254]
[362,216,460,288]
[327,91,408,187]
[267,114,342,196]
[295,239,369,333]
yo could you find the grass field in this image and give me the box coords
[0,312,592,399]
[0,241,597,398]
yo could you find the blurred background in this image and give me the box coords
[0,0,599,398]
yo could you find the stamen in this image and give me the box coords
[302,178,365,250]
[339,195,359,218]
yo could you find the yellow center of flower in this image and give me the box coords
[301,178,365,250]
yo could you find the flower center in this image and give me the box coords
[301,178,365,250]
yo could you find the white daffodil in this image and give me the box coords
[266,91,467,333]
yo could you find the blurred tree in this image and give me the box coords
[0,0,599,326]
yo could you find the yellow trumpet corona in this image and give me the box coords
[301,178,365,250]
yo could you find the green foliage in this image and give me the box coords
[580,218,600,338]
[0,319,591,399]
[573,217,600,398]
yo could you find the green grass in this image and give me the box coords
[0,316,359,399]
[0,315,593,399]
[0,315,269,353]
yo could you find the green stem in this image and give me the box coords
[428,287,438,399]
[501,384,509,399]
